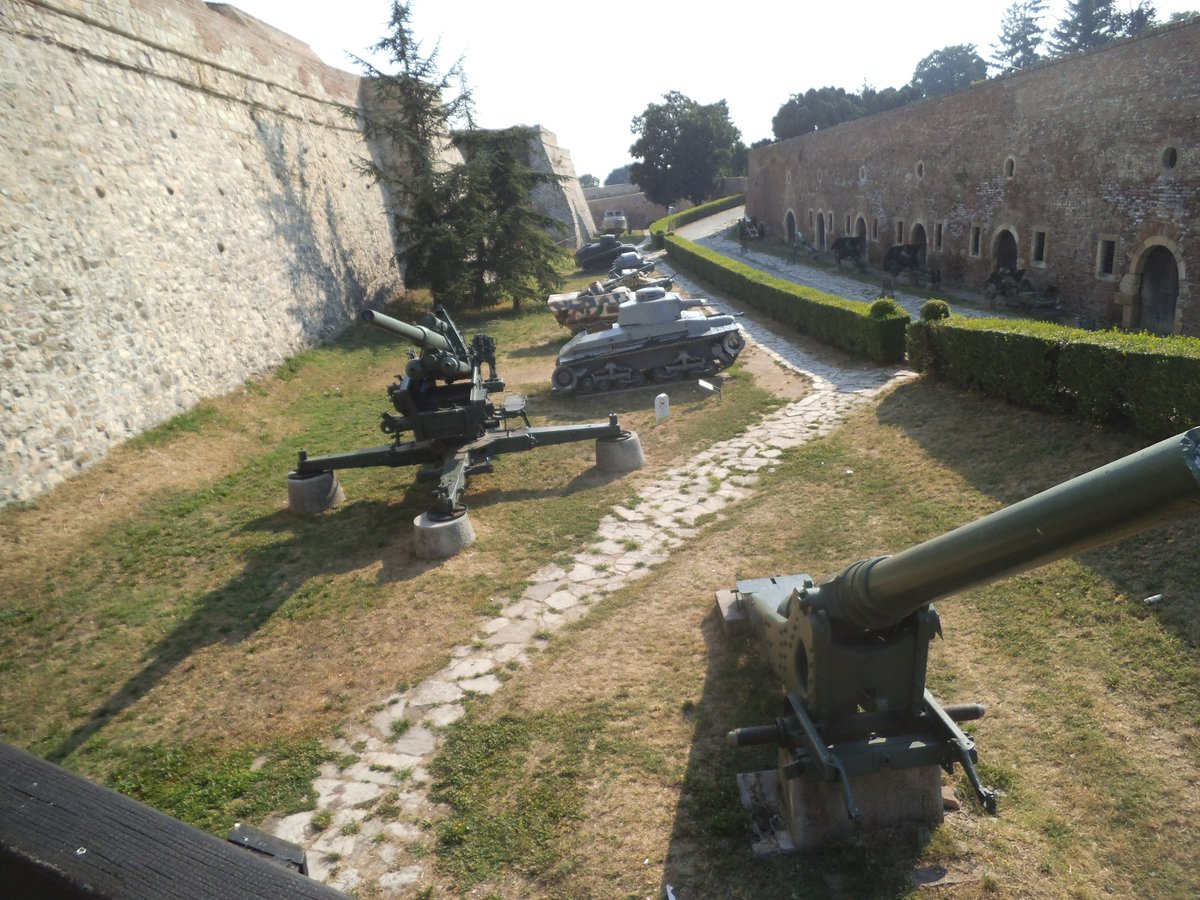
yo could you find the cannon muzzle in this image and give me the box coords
[362,309,454,354]
[810,426,1200,633]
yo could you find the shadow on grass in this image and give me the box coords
[507,337,565,359]
[660,606,925,898]
[46,495,430,764]
[873,379,1200,650]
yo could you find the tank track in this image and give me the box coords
[553,329,745,394]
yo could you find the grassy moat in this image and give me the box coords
[2,280,1198,898]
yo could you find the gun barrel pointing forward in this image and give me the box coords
[361,309,454,354]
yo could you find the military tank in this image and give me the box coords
[551,286,745,394]
[574,234,638,272]
[547,283,632,334]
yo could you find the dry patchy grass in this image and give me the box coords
[423,382,1200,899]
[0,294,791,833]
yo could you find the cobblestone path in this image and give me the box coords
[267,215,919,896]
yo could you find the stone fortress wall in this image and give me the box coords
[1,0,403,502]
[1,1,590,505]
[528,126,595,246]
[747,20,1199,334]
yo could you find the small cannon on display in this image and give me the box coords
[287,306,643,558]
[717,427,1200,849]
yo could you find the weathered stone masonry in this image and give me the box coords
[1,0,403,503]
[747,20,1198,335]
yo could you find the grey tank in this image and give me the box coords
[551,286,745,394]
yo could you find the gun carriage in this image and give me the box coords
[718,427,1200,848]
[288,306,643,557]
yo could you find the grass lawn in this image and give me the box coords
[2,278,1198,898]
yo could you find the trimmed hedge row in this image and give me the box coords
[649,194,745,250]
[665,233,909,364]
[908,316,1200,437]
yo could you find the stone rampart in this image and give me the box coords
[1,0,404,503]
[528,127,595,247]
[747,20,1199,334]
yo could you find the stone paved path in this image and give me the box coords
[266,215,918,897]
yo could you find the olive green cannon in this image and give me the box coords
[717,427,1200,849]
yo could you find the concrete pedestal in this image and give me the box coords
[412,511,476,559]
[779,748,943,850]
[286,470,345,515]
[595,430,644,473]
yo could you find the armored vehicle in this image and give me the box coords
[574,234,637,272]
[546,283,632,334]
[551,287,745,394]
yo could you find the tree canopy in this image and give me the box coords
[911,44,989,98]
[351,2,563,312]
[603,165,631,186]
[770,83,921,142]
[629,92,741,207]
[578,173,599,188]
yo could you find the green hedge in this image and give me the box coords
[666,234,909,364]
[908,316,1200,437]
[649,194,745,250]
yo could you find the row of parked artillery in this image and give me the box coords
[767,221,1064,320]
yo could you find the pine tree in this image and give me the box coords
[348,3,563,311]
[1048,0,1121,55]
[992,0,1047,72]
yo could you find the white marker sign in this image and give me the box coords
[654,392,670,422]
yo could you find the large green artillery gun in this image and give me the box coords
[717,427,1200,849]
[287,306,644,558]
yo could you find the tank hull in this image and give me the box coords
[552,304,745,394]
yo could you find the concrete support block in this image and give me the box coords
[716,589,749,637]
[412,511,475,559]
[286,470,345,515]
[595,430,644,473]
[778,750,944,850]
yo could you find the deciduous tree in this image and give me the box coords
[603,165,631,186]
[911,44,988,98]
[771,87,864,141]
[629,92,741,207]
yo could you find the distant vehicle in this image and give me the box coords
[601,210,628,234]
[574,234,637,272]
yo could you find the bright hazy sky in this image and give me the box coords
[227,0,1196,180]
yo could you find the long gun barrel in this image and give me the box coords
[361,309,473,380]
[808,426,1200,633]
[361,309,454,353]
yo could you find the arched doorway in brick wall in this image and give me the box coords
[1137,245,1180,334]
[785,210,797,245]
[993,230,1018,270]
[855,216,867,259]
[911,224,928,267]
[816,213,826,249]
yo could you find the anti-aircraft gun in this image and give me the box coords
[717,427,1200,849]
[287,306,644,558]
